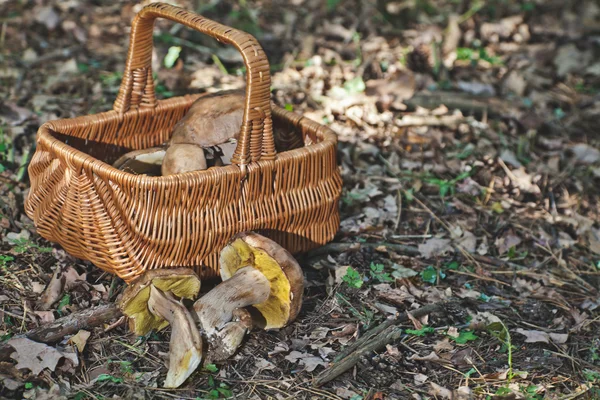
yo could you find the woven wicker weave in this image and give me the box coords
[24,3,342,283]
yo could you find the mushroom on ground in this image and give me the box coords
[119,268,203,388]
[112,146,167,176]
[162,90,244,176]
[147,286,203,388]
[119,268,201,336]
[193,232,304,361]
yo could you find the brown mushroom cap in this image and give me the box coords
[219,232,304,329]
[119,268,201,336]
[161,143,207,176]
[170,90,245,148]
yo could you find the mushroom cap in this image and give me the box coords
[119,268,201,336]
[113,147,166,176]
[170,90,245,148]
[161,143,207,176]
[219,232,304,329]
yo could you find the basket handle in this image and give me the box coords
[113,2,275,167]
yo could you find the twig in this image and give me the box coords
[395,114,468,128]
[307,242,420,258]
[404,92,512,116]
[313,303,445,386]
[307,241,527,271]
[0,303,122,360]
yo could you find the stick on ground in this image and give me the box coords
[313,303,445,387]
[0,303,122,360]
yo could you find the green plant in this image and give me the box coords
[456,47,502,66]
[583,369,600,382]
[343,76,366,94]
[425,170,473,198]
[164,46,182,68]
[0,255,14,268]
[198,374,233,399]
[421,265,446,284]
[0,127,7,173]
[487,320,515,381]
[450,330,478,344]
[369,263,393,283]
[342,267,364,288]
[203,364,219,373]
[9,237,53,254]
[406,326,435,336]
[336,293,376,328]
[108,360,134,375]
[520,385,543,400]
[57,293,71,315]
[96,374,124,383]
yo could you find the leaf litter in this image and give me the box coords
[1,0,600,399]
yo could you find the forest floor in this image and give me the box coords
[1,0,600,399]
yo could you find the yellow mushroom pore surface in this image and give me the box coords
[121,273,200,336]
[221,239,292,329]
[152,276,201,299]
[122,285,169,335]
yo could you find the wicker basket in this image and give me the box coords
[24,3,342,283]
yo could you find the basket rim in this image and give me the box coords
[35,97,338,186]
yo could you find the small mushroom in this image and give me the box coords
[147,286,203,388]
[119,268,201,336]
[112,147,167,176]
[193,232,304,360]
[162,90,245,175]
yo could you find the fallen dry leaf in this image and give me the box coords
[515,328,569,344]
[284,351,328,372]
[433,338,455,352]
[456,230,477,253]
[509,168,541,194]
[8,337,78,375]
[418,238,453,258]
[63,266,86,290]
[68,330,91,352]
[569,143,600,164]
[451,347,474,368]
[336,387,361,399]
[429,382,453,399]
[34,311,55,323]
[254,357,276,371]
[374,284,415,305]
[414,373,429,386]
[408,351,443,363]
[495,230,522,255]
[37,269,65,311]
[446,326,459,338]
[586,228,600,255]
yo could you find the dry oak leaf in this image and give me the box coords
[418,238,453,258]
[284,351,328,372]
[515,328,568,344]
[429,382,453,399]
[8,337,78,375]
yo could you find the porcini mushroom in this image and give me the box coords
[161,90,245,176]
[112,146,167,176]
[147,286,203,388]
[193,232,304,360]
[119,268,201,336]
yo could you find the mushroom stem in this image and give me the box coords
[194,266,270,336]
[204,308,254,363]
[148,286,203,388]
